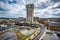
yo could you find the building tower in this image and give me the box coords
[26,4,34,23]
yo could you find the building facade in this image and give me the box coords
[26,4,34,23]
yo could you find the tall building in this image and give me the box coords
[26,4,34,23]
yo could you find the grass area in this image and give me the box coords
[46,32,53,34]
[13,28,35,40]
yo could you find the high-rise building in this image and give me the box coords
[26,4,34,23]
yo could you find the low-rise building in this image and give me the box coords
[44,19,60,38]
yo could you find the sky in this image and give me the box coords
[0,0,60,18]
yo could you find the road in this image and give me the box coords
[33,24,47,40]
[0,28,17,40]
[0,24,47,40]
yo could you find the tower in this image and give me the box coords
[26,4,34,23]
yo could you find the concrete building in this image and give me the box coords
[44,19,60,31]
[26,4,34,23]
[44,19,60,39]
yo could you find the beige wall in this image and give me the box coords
[26,4,34,23]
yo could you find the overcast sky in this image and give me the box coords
[0,0,60,18]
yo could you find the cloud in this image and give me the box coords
[0,0,26,18]
[51,0,60,3]
[0,0,60,18]
[36,2,60,18]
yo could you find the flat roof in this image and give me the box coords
[46,21,60,26]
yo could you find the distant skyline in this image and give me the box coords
[0,0,60,18]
